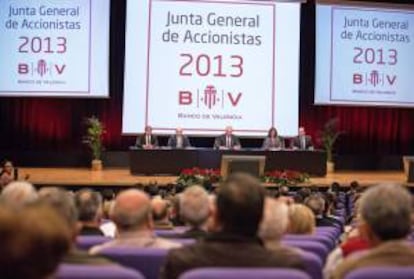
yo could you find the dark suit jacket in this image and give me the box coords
[135,134,159,148]
[164,227,208,240]
[291,135,313,150]
[167,135,191,148]
[160,232,304,279]
[79,226,104,236]
[214,134,241,149]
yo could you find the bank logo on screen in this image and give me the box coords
[179,85,242,109]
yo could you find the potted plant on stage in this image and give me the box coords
[83,116,105,171]
[319,118,343,173]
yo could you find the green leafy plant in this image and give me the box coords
[319,118,343,162]
[261,170,309,186]
[177,167,222,188]
[83,116,105,160]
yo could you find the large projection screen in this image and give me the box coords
[0,0,110,98]
[315,1,414,107]
[123,0,301,136]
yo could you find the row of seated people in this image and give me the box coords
[135,126,314,150]
[0,176,413,279]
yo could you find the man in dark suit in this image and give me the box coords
[160,173,304,279]
[291,126,314,150]
[135,125,159,149]
[167,128,191,149]
[214,126,241,150]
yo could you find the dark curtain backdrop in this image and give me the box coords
[0,0,413,160]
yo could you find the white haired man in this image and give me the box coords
[332,184,414,279]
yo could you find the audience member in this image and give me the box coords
[0,181,38,209]
[0,160,14,188]
[74,189,104,236]
[169,194,185,226]
[287,204,316,235]
[160,173,304,279]
[332,184,414,279]
[151,198,174,230]
[38,187,114,265]
[294,188,311,203]
[177,185,210,239]
[0,203,71,279]
[259,198,301,258]
[305,194,340,228]
[90,189,181,254]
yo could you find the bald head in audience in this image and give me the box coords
[151,198,172,227]
[0,181,38,208]
[112,189,153,232]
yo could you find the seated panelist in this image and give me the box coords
[135,125,159,149]
[167,128,191,149]
[214,126,241,150]
[262,127,284,150]
[291,127,314,150]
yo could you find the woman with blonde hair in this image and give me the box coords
[287,203,315,234]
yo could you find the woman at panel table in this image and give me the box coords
[262,127,284,150]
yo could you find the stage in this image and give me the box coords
[18,167,410,190]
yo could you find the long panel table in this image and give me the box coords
[130,149,327,176]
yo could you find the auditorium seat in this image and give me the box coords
[344,267,414,279]
[300,251,323,279]
[179,268,311,279]
[283,234,335,251]
[315,227,341,239]
[56,264,145,279]
[282,239,329,263]
[76,236,112,250]
[100,248,168,279]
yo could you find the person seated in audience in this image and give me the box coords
[331,184,414,279]
[262,127,284,150]
[74,189,105,236]
[0,160,14,188]
[291,126,314,150]
[151,198,174,230]
[259,198,301,256]
[0,181,38,209]
[293,188,312,204]
[178,185,210,239]
[169,195,186,226]
[0,203,71,279]
[135,125,159,149]
[324,191,344,223]
[287,203,316,235]
[214,126,241,150]
[90,189,181,254]
[305,194,342,228]
[160,173,304,279]
[38,187,114,265]
[167,128,191,149]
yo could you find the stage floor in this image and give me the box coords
[19,167,409,188]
